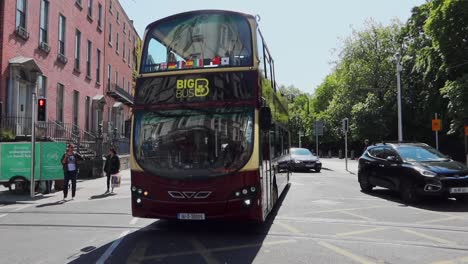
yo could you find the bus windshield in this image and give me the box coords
[133,106,254,179]
[141,12,253,73]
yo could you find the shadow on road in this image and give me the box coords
[89,193,117,200]
[36,199,69,208]
[364,188,468,212]
[69,186,291,264]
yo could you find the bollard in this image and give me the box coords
[328,150,332,158]
[339,149,343,159]
[351,150,355,160]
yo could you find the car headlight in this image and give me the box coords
[416,167,437,177]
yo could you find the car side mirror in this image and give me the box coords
[260,106,272,130]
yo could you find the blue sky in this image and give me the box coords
[120,0,426,94]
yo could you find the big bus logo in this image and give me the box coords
[176,78,210,98]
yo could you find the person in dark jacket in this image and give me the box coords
[61,144,83,200]
[104,147,120,193]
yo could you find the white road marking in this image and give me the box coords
[0,214,7,218]
[402,229,455,246]
[337,227,388,237]
[96,230,130,264]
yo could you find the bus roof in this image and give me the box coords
[145,9,256,32]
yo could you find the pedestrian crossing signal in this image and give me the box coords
[38,98,46,121]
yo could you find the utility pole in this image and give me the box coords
[396,53,403,142]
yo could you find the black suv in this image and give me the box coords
[358,143,468,203]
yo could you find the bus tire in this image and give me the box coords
[272,179,279,205]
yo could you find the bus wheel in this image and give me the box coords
[272,182,279,204]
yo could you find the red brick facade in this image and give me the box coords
[0,0,138,137]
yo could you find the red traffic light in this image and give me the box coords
[38,99,46,107]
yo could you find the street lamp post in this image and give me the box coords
[395,53,403,142]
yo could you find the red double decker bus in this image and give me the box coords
[131,10,290,222]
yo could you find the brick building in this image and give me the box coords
[0,0,138,145]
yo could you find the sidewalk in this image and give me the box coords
[320,158,359,175]
[0,169,131,205]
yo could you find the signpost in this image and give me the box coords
[342,118,349,171]
[432,114,441,150]
[314,121,324,156]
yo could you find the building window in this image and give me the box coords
[86,40,92,78]
[73,90,79,127]
[39,0,49,44]
[109,0,113,13]
[123,41,126,61]
[123,76,125,91]
[107,64,111,90]
[127,48,130,66]
[108,23,112,45]
[16,0,27,30]
[57,83,64,123]
[85,96,90,132]
[128,81,130,93]
[123,23,126,33]
[74,30,81,71]
[97,3,102,29]
[75,0,82,7]
[96,49,101,83]
[58,14,66,55]
[115,71,118,88]
[116,12,120,24]
[38,75,47,97]
[116,32,119,53]
[87,0,93,19]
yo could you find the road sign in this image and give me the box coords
[432,119,441,131]
[314,121,324,136]
[465,125,468,136]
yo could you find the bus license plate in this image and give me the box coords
[449,187,468,194]
[177,213,205,220]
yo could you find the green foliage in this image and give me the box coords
[0,129,15,141]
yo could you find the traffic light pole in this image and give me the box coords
[30,92,36,198]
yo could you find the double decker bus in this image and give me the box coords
[131,10,290,222]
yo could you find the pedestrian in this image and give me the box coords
[104,147,120,193]
[363,139,370,153]
[61,144,83,200]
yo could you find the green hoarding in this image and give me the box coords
[0,142,66,182]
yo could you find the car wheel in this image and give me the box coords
[358,172,373,193]
[315,168,321,173]
[400,180,419,204]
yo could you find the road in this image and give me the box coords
[1,158,468,264]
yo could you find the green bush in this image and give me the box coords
[0,129,16,141]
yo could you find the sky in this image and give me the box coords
[120,0,426,94]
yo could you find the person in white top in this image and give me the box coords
[61,144,83,200]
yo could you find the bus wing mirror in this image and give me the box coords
[260,107,272,130]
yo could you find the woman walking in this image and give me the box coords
[61,144,83,200]
[104,148,120,193]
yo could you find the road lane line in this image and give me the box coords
[301,205,392,216]
[416,216,461,225]
[337,227,388,237]
[189,237,220,264]
[275,221,302,234]
[129,217,138,225]
[13,204,31,211]
[402,229,455,245]
[0,214,7,218]
[317,241,374,264]
[338,210,375,221]
[432,256,468,264]
[141,239,296,261]
[96,230,130,264]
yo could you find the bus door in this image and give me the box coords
[260,130,273,215]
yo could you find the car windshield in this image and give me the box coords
[291,148,312,156]
[133,106,254,179]
[396,145,449,162]
[141,12,253,73]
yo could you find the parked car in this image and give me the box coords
[279,148,322,172]
[358,142,468,203]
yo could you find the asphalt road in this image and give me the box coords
[1,159,468,264]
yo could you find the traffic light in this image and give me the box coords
[38,98,46,121]
[342,118,349,133]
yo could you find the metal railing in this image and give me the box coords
[0,116,33,137]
